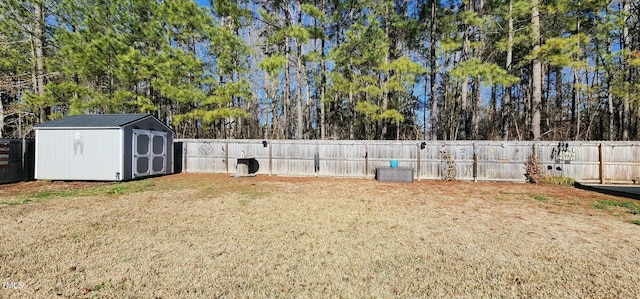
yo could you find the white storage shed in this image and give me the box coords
[34,114,173,181]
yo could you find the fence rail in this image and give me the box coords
[175,139,640,184]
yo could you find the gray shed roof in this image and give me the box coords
[35,114,161,129]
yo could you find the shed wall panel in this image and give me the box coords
[36,129,122,181]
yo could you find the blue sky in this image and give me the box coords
[195,0,210,8]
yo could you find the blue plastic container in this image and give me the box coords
[390,160,399,168]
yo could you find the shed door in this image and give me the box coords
[133,129,167,178]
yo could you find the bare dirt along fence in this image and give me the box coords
[175,139,640,184]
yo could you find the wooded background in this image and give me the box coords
[1,0,639,141]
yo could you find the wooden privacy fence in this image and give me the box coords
[0,139,35,184]
[175,139,640,184]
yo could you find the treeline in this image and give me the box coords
[0,0,638,141]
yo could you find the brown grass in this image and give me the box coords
[1,174,640,298]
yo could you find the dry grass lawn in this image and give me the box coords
[1,173,640,298]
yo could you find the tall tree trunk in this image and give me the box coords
[460,79,468,140]
[295,47,303,139]
[531,0,542,140]
[0,90,4,138]
[349,84,354,140]
[295,2,304,139]
[472,0,484,140]
[490,85,497,135]
[429,0,438,140]
[320,0,326,140]
[502,0,513,141]
[459,1,471,140]
[608,80,614,141]
[554,66,562,139]
[284,34,291,139]
[622,0,630,140]
[573,13,581,141]
[267,72,279,139]
[333,93,338,139]
[380,4,390,139]
[543,64,550,131]
[472,76,480,139]
[34,1,46,123]
[573,68,580,140]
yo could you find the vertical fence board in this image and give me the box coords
[0,139,34,184]
[318,141,367,177]
[183,139,226,174]
[604,144,639,183]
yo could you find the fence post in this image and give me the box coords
[225,140,229,175]
[314,142,320,177]
[416,143,421,181]
[364,143,369,178]
[182,141,187,173]
[22,138,27,181]
[599,143,605,184]
[473,143,477,182]
[269,140,272,176]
